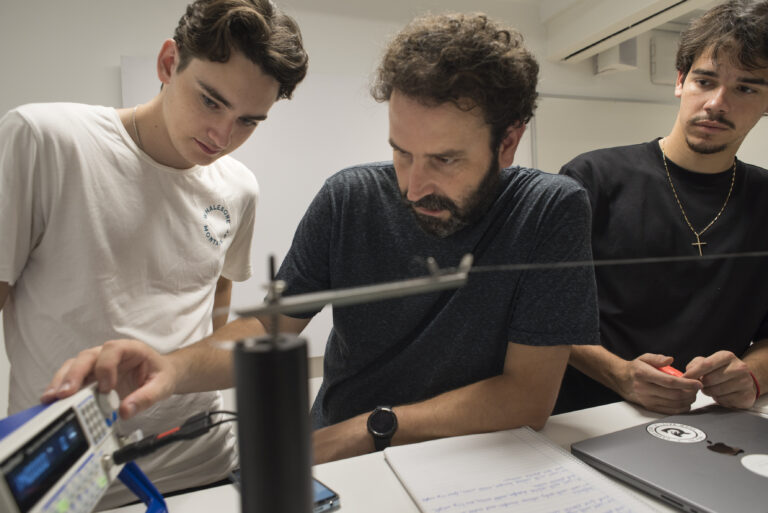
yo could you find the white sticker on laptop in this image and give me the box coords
[646,422,706,443]
[742,454,768,479]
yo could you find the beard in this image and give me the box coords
[402,153,502,238]
[685,137,728,155]
[685,114,735,154]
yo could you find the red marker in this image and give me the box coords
[659,365,683,377]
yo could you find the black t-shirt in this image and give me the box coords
[555,139,768,413]
[275,162,600,427]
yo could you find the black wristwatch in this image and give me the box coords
[367,406,398,451]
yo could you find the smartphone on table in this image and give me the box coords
[228,469,341,512]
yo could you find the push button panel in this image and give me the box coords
[41,454,109,513]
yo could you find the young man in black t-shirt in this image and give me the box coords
[556,0,768,415]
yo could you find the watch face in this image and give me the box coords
[368,408,397,436]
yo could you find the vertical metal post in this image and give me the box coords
[234,335,312,513]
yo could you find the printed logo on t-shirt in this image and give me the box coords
[203,203,231,247]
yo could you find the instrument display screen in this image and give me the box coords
[1,409,88,513]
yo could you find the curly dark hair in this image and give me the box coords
[371,12,539,151]
[174,0,308,100]
[677,0,768,77]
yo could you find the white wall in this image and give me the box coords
[0,314,6,415]
[0,0,736,413]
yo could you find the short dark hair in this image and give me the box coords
[174,0,308,99]
[371,13,539,150]
[677,0,768,76]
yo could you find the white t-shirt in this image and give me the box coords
[0,103,259,506]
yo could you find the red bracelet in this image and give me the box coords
[749,371,761,401]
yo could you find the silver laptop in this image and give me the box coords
[571,406,768,513]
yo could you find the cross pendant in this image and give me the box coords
[692,234,707,256]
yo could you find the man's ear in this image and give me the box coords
[674,70,686,99]
[157,39,179,85]
[498,123,527,168]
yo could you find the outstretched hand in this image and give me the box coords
[618,353,702,414]
[41,339,177,420]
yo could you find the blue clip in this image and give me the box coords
[118,462,168,513]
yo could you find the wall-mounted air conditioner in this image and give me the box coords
[543,0,717,63]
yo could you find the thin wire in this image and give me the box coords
[466,249,768,274]
[216,250,768,321]
[209,418,239,430]
[209,410,238,417]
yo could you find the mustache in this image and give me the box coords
[405,194,459,214]
[690,114,735,129]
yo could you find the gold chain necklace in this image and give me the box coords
[660,140,736,256]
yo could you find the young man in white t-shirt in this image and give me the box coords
[0,0,307,506]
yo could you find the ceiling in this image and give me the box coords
[280,0,725,63]
[280,0,538,23]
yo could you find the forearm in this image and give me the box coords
[569,344,629,394]
[170,316,267,394]
[313,343,570,464]
[393,371,560,446]
[319,371,560,462]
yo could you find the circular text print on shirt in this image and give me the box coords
[203,204,232,247]
[646,422,706,443]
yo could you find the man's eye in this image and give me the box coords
[202,95,217,108]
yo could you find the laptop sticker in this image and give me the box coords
[742,454,768,479]
[646,422,706,443]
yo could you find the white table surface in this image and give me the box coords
[104,394,723,513]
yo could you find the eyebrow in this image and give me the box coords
[389,139,407,153]
[690,68,768,87]
[388,138,466,158]
[198,80,268,122]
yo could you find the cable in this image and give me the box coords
[466,249,768,274]
[112,411,239,465]
[208,410,237,416]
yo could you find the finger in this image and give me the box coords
[637,353,674,368]
[629,374,698,413]
[41,359,76,403]
[118,376,172,420]
[712,387,755,409]
[703,372,754,399]
[640,366,702,390]
[646,381,699,402]
[685,356,705,372]
[634,355,701,389]
[643,387,698,414]
[639,389,696,414]
[684,351,735,379]
[44,348,102,401]
[90,340,135,393]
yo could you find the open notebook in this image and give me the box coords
[384,427,658,513]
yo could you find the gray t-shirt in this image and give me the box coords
[275,162,599,427]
